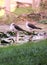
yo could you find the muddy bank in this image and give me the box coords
[0,25,10,32]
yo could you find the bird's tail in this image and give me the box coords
[35,27,42,30]
[37,27,42,30]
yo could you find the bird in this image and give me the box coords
[10,23,32,42]
[26,21,42,30]
[12,24,25,31]
[10,23,25,32]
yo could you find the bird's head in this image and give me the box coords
[10,23,15,31]
[11,23,15,26]
[26,21,29,26]
[26,21,30,28]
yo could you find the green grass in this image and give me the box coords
[0,40,47,65]
[14,7,33,15]
[38,19,47,24]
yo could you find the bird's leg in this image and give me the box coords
[29,35,33,41]
[16,31,19,42]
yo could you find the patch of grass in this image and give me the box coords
[14,7,33,15]
[38,19,47,24]
[0,40,47,65]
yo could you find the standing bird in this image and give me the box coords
[10,23,31,42]
[10,23,25,42]
[10,23,26,32]
[26,22,42,30]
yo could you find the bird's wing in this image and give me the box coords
[14,24,25,31]
[28,23,35,28]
